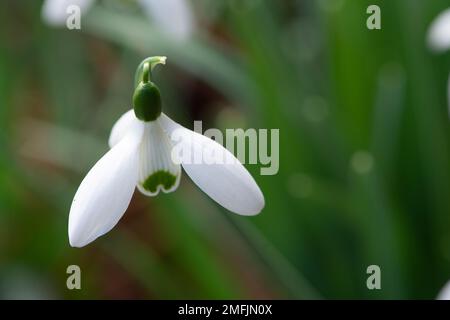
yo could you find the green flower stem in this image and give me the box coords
[142,62,150,83]
[134,56,167,87]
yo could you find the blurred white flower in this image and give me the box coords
[428,8,450,52]
[41,0,194,40]
[428,8,450,116]
[68,57,264,248]
[138,0,194,41]
[437,280,450,300]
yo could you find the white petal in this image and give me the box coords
[68,122,144,247]
[428,8,450,52]
[138,0,194,41]
[108,109,137,148]
[437,280,450,300]
[137,119,181,196]
[159,113,265,215]
[42,0,94,26]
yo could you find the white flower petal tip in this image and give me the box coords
[427,8,450,52]
[137,120,181,196]
[42,0,94,26]
[159,113,265,216]
[437,280,450,300]
[68,122,144,248]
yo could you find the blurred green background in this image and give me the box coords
[1,0,450,299]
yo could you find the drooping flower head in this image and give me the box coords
[69,56,265,247]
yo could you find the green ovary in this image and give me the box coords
[142,170,177,193]
[133,82,162,122]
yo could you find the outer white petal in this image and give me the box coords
[108,109,136,148]
[159,113,265,215]
[69,121,144,247]
[42,0,94,26]
[437,280,450,300]
[137,120,181,196]
[138,0,194,41]
[427,8,450,52]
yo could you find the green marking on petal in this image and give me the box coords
[142,170,177,193]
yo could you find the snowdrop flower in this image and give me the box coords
[437,279,450,300]
[42,0,194,40]
[69,56,265,247]
[428,8,450,52]
[427,8,450,116]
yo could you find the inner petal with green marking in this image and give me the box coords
[137,119,181,196]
